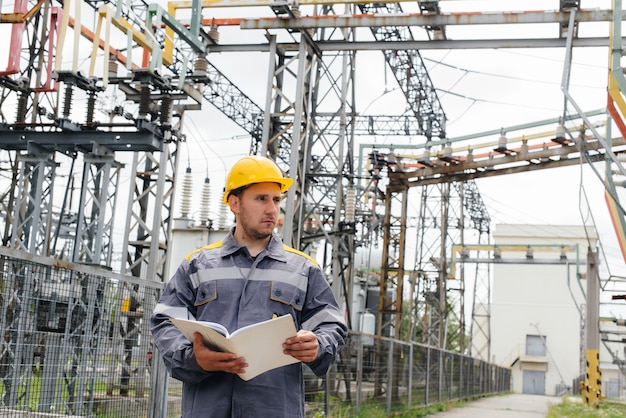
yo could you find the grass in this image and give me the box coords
[547,397,626,418]
[390,401,465,417]
[322,395,626,418]
[320,393,626,418]
[310,395,470,418]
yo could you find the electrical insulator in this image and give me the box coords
[555,123,566,142]
[369,151,386,170]
[63,84,74,118]
[160,96,172,125]
[345,185,356,223]
[497,134,507,149]
[199,177,211,225]
[179,167,193,218]
[208,27,220,44]
[139,84,151,117]
[219,200,230,230]
[419,148,432,166]
[16,91,28,123]
[194,56,209,77]
[108,57,118,78]
[526,246,534,259]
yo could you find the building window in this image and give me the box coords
[526,335,546,356]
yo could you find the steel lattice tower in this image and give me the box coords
[1,2,626,415]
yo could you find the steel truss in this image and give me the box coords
[251,4,360,321]
[1,1,626,416]
[1,2,189,415]
[71,148,123,265]
[10,150,57,255]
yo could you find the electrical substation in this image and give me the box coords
[0,1,625,416]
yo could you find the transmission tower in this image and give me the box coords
[2,3,626,416]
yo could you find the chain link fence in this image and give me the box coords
[0,248,509,417]
[0,247,159,417]
[300,333,510,416]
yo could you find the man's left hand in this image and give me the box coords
[283,330,318,363]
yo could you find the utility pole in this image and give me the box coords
[583,247,602,406]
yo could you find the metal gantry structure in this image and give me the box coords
[1,0,626,414]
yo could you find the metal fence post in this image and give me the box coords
[387,339,393,414]
[408,342,413,407]
[425,343,431,405]
[356,334,363,412]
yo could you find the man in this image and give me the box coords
[150,155,347,417]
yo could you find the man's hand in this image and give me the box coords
[283,330,318,363]
[193,333,248,374]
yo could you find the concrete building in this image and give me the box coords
[488,224,598,396]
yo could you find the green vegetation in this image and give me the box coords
[389,402,461,417]
[311,395,468,418]
[319,396,626,418]
[0,373,146,418]
[547,397,626,418]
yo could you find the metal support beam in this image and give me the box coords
[0,130,166,152]
[240,9,619,30]
[120,147,179,416]
[71,146,123,265]
[379,184,407,339]
[389,136,626,187]
[207,36,621,53]
[10,150,58,255]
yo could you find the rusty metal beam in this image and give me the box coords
[239,9,620,30]
[388,137,626,189]
[207,36,617,53]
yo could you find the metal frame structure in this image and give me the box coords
[1,1,626,415]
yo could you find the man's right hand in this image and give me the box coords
[193,333,248,374]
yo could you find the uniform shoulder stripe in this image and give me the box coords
[283,244,318,265]
[185,240,223,261]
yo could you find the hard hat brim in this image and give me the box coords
[223,177,294,205]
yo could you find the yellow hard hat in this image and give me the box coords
[223,156,294,205]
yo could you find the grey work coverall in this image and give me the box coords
[151,230,347,417]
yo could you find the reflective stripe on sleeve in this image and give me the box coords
[301,308,345,331]
[153,303,195,320]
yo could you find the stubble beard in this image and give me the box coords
[248,226,272,240]
[239,212,274,240]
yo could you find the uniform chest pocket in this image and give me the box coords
[194,281,217,306]
[270,282,305,311]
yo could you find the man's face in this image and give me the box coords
[230,182,282,240]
